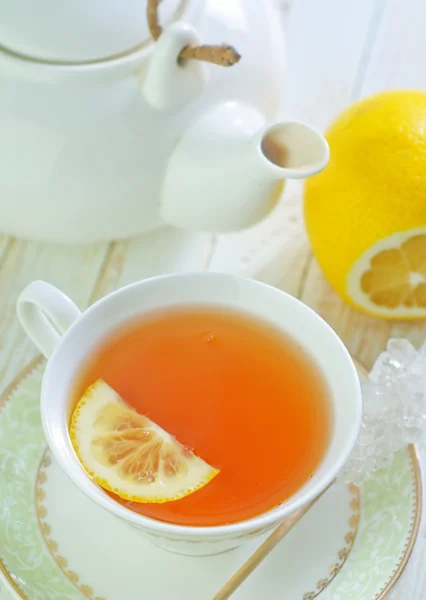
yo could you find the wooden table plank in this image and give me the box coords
[0,236,12,265]
[278,0,386,127]
[356,0,426,94]
[0,238,109,390]
[357,0,426,354]
[90,229,213,301]
[209,181,311,297]
[301,261,392,368]
[295,0,400,370]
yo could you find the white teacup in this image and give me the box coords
[17,274,362,556]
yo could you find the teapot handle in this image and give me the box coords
[146,0,240,67]
[17,281,81,358]
[142,22,208,112]
[142,1,241,112]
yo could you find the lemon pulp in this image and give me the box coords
[70,380,219,503]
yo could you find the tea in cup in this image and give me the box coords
[17,274,361,555]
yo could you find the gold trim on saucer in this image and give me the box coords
[352,361,423,600]
[34,453,361,600]
[35,450,107,600]
[0,355,44,600]
[0,558,30,600]
[302,484,361,600]
[0,356,422,600]
[375,444,422,600]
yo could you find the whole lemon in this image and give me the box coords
[304,90,426,320]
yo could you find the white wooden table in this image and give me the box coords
[1,0,426,597]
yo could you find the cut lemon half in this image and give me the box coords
[347,228,426,319]
[70,380,219,503]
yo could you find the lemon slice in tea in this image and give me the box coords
[70,380,219,503]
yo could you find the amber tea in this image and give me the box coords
[73,305,332,526]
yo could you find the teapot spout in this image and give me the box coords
[160,102,329,233]
[257,121,329,180]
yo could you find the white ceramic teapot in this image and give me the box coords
[0,0,329,243]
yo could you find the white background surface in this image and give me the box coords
[1,0,426,597]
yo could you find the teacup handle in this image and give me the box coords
[17,281,81,358]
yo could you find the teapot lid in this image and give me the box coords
[0,0,201,63]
